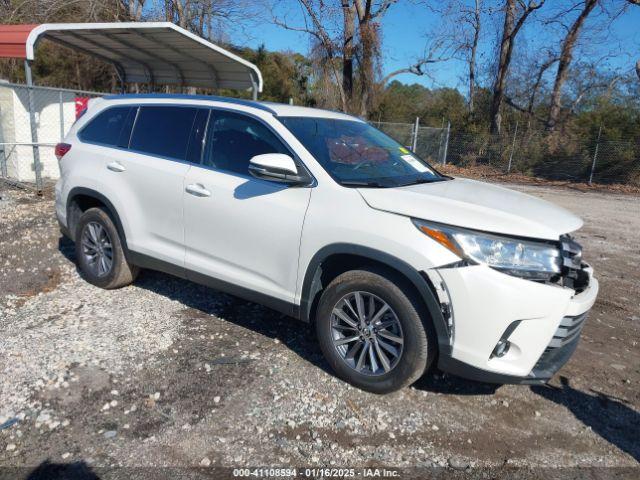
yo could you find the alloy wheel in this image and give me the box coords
[81,221,113,277]
[330,291,404,376]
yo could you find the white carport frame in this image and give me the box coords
[23,22,263,99]
[17,22,263,192]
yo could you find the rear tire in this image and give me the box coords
[315,268,435,394]
[75,207,138,289]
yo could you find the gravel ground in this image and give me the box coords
[0,181,638,478]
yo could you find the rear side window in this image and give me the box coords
[79,106,135,147]
[130,106,198,160]
[202,111,289,175]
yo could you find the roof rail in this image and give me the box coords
[102,93,277,114]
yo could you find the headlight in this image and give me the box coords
[413,219,562,281]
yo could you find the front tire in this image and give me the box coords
[316,268,435,394]
[75,207,138,289]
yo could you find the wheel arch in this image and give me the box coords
[66,187,128,250]
[299,244,451,354]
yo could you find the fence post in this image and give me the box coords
[411,117,420,152]
[442,121,451,165]
[0,146,7,178]
[59,91,65,141]
[589,125,602,185]
[507,121,519,173]
[24,60,43,194]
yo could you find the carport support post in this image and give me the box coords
[24,60,43,194]
[59,91,65,141]
[251,75,258,101]
[0,146,7,178]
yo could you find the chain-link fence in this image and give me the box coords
[374,120,640,188]
[372,120,449,165]
[3,86,638,192]
[0,82,104,192]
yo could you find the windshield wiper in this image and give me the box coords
[399,177,447,187]
[339,180,388,188]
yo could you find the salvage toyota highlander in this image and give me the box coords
[55,94,599,393]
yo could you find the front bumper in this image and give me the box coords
[438,322,585,384]
[434,263,598,384]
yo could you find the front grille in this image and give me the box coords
[547,311,589,348]
[559,235,589,292]
[529,311,589,379]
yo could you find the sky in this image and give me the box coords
[237,0,640,92]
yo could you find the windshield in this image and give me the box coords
[279,117,446,187]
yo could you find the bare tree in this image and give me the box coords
[506,52,558,127]
[380,36,458,84]
[353,0,398,116]
[270,0,348,110]
[546,0,599,132]
[406,0,482,113]
[490,0,546,134]
[124,0,145,20]
[342,0,356,101]
[271,1,398,116]
[626,1,640,82]
[152,0,253,38]
[467,0,482,113]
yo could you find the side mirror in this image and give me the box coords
[248,153,309,185]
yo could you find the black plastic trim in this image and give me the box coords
[127,251,299,319]
[437,355,550,385]
[299,243,451,354]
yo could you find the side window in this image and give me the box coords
[129,106,198,160]
[203,111,289,175]
[185,109,210,164]
[79,106,135,147]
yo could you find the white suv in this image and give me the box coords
[55,94,599,393]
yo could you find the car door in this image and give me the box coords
[183,109,312,307]
[109,105,202,266]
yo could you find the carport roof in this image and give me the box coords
[0,22,263,92]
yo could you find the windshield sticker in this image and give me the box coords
[401,154,432,173]
[398,146,410,154]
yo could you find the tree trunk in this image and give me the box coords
[342,0,355,107]
[358,21,376,117]
[468,0,481,114]
[546,0,598,131]
[635,59,640,83]
[490,0,516,134]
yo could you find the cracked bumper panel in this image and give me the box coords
[436,264,598,382]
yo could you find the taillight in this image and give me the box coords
[55,143,72,160]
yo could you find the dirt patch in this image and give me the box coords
[439,164,640,196]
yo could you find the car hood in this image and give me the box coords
[357,178,582,240]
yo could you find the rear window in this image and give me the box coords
[79,106,135,147]
[129,106,198,160]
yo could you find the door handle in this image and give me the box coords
[107,161,126,173]
[185,183,211,197]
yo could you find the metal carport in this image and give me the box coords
[0,22,263,99]
[0,22,263,193]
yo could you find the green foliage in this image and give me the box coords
[371,81,467,127]
[238,45,314,105]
